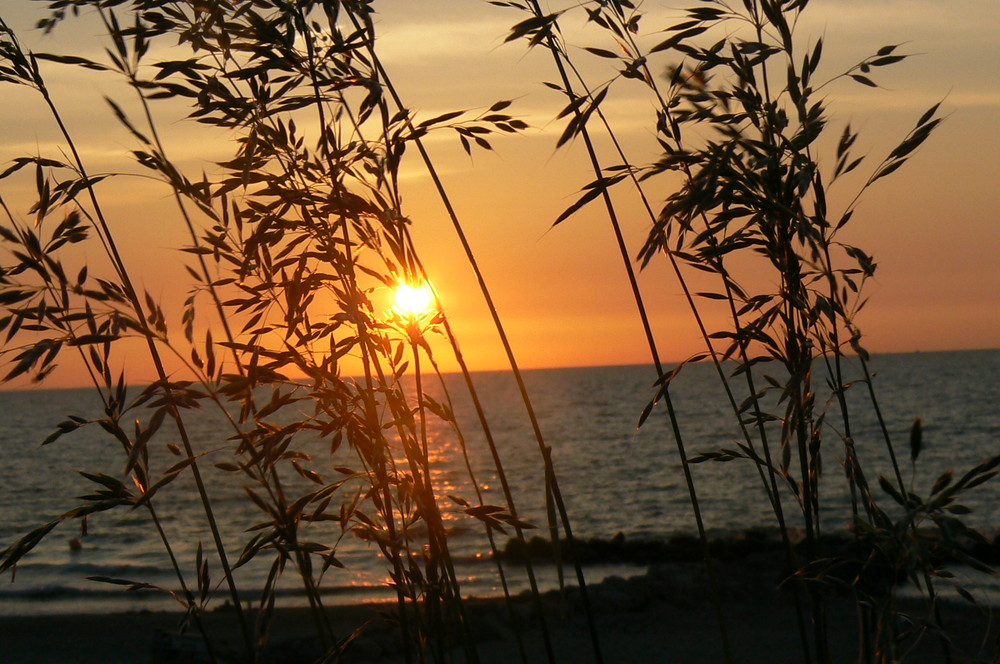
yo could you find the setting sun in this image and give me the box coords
[394,282,435,317]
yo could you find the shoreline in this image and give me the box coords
[10,527,999,617]
[4,562,998,663]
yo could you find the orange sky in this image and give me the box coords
[1,1,998,389]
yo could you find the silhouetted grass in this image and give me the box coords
[1,2,998,664]
[0,3,575,663]
[496,1,999,663]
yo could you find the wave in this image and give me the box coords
[0,579,393,602]
[10,560,168,578]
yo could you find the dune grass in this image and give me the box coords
[1,2,998,664]
[0,3,572,662]
[495,1,1000,663]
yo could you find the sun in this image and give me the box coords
[393,282,434,317]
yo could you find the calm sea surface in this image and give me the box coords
[1,350,998,616]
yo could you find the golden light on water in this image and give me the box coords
[394,282,434,317]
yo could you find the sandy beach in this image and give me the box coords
[3,563,997,664]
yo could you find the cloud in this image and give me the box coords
[376,18,511,66]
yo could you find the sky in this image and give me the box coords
[0,1,998,389]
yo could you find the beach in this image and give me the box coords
[4,562,997,664]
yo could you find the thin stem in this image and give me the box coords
[350,9,579,663]
[32,61,254,655]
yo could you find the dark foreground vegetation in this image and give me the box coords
[1,1,997,663]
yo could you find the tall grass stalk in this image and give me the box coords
[498,1,1000,663]
[522,6,813,649]
[347,7,605,662]
[0,14,255,657]
[0,3,590,662]
[499,5,740,661]
[629,2,994,662]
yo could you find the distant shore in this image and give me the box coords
[4,558,998,664]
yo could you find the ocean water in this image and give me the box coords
[1,349,998,616]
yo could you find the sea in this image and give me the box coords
[1,349,998,617]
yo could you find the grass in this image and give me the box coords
[0,2,998,663]
[498,1,999,663]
